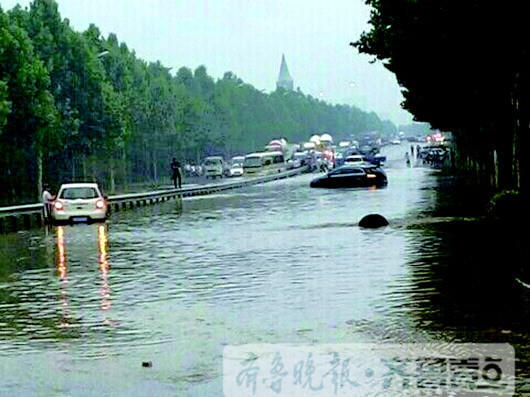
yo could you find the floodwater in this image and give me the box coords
[0,145,528,396]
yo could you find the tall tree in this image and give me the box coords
[0,6,57,201]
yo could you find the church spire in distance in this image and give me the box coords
[276,54,294,90]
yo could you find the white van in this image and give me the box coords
[202,156,225,179]
[243,151,286,175]
[243,153,266,175]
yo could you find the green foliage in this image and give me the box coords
[0,0,395,204]
[0,80,11,130]
[0,5,58,202]
[354,1,529,194]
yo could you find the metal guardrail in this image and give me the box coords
[0,166,309,230]
[0,203,43,216]
[108,166,308,210]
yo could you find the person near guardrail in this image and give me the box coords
[42,184,54,222]
[170,158,182,188]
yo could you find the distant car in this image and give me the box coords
[231,156,245,165]
[228,162,244,177]
[51,183,108,223]
[359,145,374,154]
[202,156,225,179]
[286,158,301,169]
[293,152,308,166]
[373,154,386,166]
[229,156,245,176]
[314,152,325,170]
[391,139,401,145]
[345,155,367,164]
[310,165,387,188]
[336,148,359,166]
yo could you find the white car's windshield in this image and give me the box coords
[244,157,262,167]
[60,187,99,199]
[204,159,221,166]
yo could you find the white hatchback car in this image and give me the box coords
[51,183,108,223]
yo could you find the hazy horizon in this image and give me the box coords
[1,0,414,125]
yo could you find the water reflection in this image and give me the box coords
[56,226,70,328]
[98,225,111,312]
[52,224,113,329]
[0,145,527,395]
[56,226,67,281]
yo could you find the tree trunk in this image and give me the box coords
[82,156,87,181]
[91,156,97,182]
[36,147,43,202]
[515,71,529,277]
[518,94,529,202]
[495,92,516,190]
[121,147,128,191]
[109,157,116,193]
[71,153,76,181]
[144,138,149,181]
[152,149,158,182]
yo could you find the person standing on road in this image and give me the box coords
[170,158,182,189]
[42,184,54,222]
[405,152,411,167]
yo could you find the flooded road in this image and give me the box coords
[0,145,528,396]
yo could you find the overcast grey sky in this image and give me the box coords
[1,0,413,125]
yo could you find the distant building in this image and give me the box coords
[276,54,294,91]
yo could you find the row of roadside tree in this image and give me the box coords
[355,1,529,206]
[0,0,397,205]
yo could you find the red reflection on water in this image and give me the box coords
[55,225,113,327]
[55,226,70,327]
[98,225,111,311]
[56,226,67,281]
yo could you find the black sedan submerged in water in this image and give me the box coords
[310,164,387,188]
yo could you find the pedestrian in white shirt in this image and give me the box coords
[42,185,54,221]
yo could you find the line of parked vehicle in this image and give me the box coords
[46,139,392,225]
[45,148,304,225]
[417,144,451,169]
[308,141,388,189]
[198,150,305,180]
